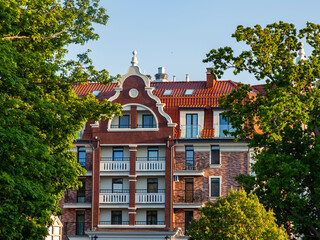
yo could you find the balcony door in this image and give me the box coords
[76,211,85,235]
[185,211,193,233]
[112,178,123,193]
[113,147,123,161]
[147,178,158,193]
[111,211,122,225]
[185,178,194,202]
[148,147,158,161]
[186,114,198,138]
[77,179,85,203]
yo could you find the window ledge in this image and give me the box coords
[210,164,221,168]
[209,197,219,201]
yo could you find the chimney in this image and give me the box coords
[206,67,216,88]
[172,75,176,81]
[186,74,190,82]
[154,67,169,82]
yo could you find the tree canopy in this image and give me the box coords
[204,22,320,239]
[0,0,121,239]
[188,189,288,240]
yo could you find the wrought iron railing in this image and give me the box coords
[135,221,165,225]
[173,190,206,203]
[99,221,129,225]
[64,190,91,203]
[174,158,204,171]
[100,189,130,193]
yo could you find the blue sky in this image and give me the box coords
[68,0,320,85]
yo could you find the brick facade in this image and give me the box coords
[58,63,251,239]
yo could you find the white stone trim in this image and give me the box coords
[63,203,91,209]
[128,212,136,214]
[90,121,99,128]
[173,171,204,176]
[100,143,166,146]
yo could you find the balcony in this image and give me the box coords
[173,190,206,204]
[63,222,91,237]
[64,190,91,205]
[174,158,204,171]
[180,125,202,138]
[100,157,130,171]
[100,189,129,203]
[135,189,165,203]
[136,157,165,171]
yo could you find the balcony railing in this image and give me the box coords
[64,190,91,203]
[173,190,206,203]
[63,222,91,237]
[100,157,130,171]
[136,157,165,171]
[99,191,129,203]
[180,125,202,138]
[135,190,165,203]
[136,123,157,128]
[99,221,129,225]
[135,221,165,225]
[174,158,204,171]
[110,124,131,128]
[213,123,235,138]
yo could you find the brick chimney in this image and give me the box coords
[206,68,216,88]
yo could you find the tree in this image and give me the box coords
[0,0,121,239]
[188,189,288,240]
[204,22,320,239]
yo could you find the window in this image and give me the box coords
[111,211,122,225]
[186,114,198,138]
[147,178,158,193]
[113,147,123,161]
[184,89,194,96]
[142,114,154,128]
[185,146,194,170]
[78,147,86,168]
[119,115,130,128]
[147,210,157,225]
[76,211,85,235]
[163,89,172,96]
[92,90,101,97]
[219,113,235,137]
[148,147,158,161]
[77,179,85,203]
[211,146,220,165]
[185,178,194,202]
[112,178,123,193]
[210,177,220,198]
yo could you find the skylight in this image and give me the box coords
[163,89,172,96]
[185,89,194,95]
[92,90,101,97]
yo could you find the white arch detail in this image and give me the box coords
[107,65,177,128]
[107,103,161,131]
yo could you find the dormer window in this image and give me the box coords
[184,89,194,96]
[163,90,172,96]
[92,90,101,97]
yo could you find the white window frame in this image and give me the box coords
[209,176,221,200]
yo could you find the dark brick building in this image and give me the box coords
[60,52,255,240]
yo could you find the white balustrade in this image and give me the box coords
[100,193,129,203]
[100,161,129,171]
[136,193,165,203]
[136,161,165,171]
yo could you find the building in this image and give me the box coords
[60,52,253,240]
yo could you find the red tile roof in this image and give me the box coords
[200,129,215,139]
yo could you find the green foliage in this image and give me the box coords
[204,22,320,239]
[188,189,288,240]
[0,0,121,239]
